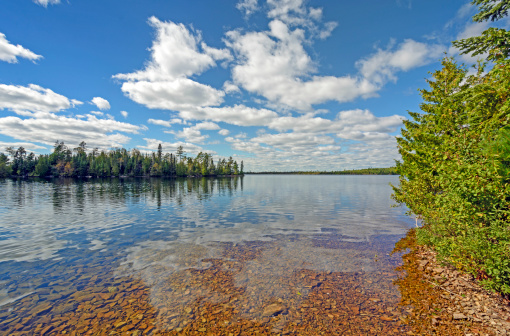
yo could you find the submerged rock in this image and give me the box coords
[262,303,286,317]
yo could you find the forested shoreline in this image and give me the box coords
[247,167,397,175]
[0,141,243,178]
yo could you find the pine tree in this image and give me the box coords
[393,0,510,293]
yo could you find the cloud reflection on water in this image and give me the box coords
[109,175,413,329]
[0,176,413,328]
[0,176,410,264]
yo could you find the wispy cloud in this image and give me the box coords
[237,0,259,17]
[357,39,444,85]
[0,112,141,150]
[33,0,61,7]
[0,33,42,63]
[139,138,214,155]
[0,84,82,116]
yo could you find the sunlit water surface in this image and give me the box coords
[0,175,415,335]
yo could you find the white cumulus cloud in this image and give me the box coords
[0,33,42,63]
[219,129,230,136]
[266,109,404,137]
[179,105,279,127]
[357,39,445,85]
[223,107,405,171]
[140,138,214,156]
[119,78,224,111]
[170,122,220,144]
[114,17,230,111]
[115,17,230,82]
[91,97,111,110]
[0,112,141,150]
[252,132,335,150]
[226,20,378,110]
[0,84,82,115]
[0,141,47,152]
[267,0,310,25]
[148,118,186,127]
[194,121,221,131]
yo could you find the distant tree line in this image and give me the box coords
[0,141,243,178]
[247,167,397,175]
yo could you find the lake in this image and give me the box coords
[0,175,415,335]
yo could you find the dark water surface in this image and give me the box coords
[0,175,415,335]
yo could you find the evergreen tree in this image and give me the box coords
[393,0,510,293]
[176,145,185,161]
[0,153,12,177]
[34,155,51,177]
[157,143,163,162]
[14,147,27,176]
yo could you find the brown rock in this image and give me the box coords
[453,312,467,320]
[99,293,111,300]
[114,321,127,328]
[380,316,394,322]
[52,302,78,315]
[31,303,53,316]
[40,325,53,334]
[262,303,286,317]
[13,323,24,331]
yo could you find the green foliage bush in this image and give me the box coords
[394,57,510,294]
[393,0,510,294]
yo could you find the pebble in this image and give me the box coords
[4,231,509,335]
[452,312,467,320]
[394,230,510,335]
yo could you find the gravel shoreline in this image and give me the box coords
[395,230,510,335]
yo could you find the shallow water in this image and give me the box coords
[0,175,415,335]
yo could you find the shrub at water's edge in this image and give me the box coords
[1,143,243,178]
[392,0,510,294]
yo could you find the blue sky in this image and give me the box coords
[0,0,495,171]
